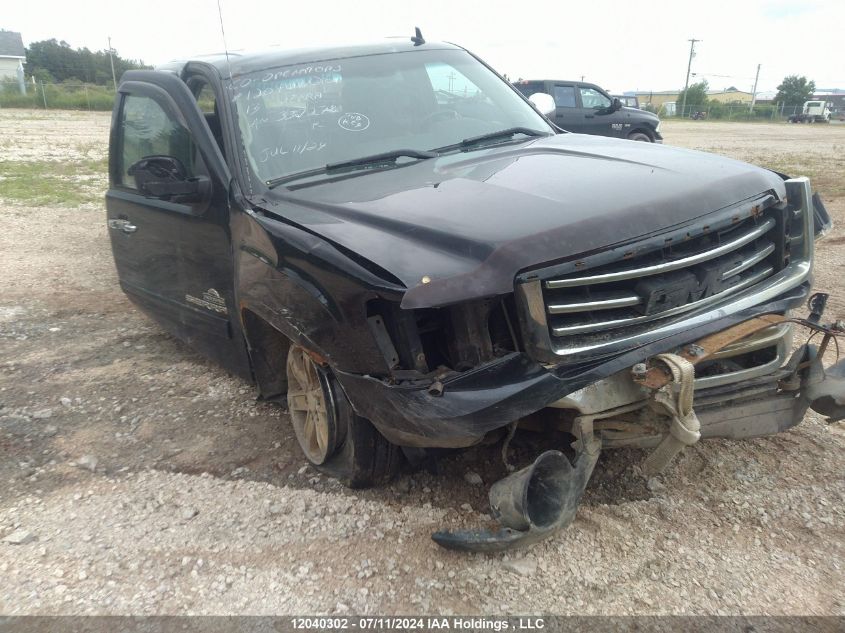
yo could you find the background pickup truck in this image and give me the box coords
[514,79,661,142]
[105,36,843,551]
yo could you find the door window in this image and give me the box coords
[190,79,226,157]
[118,94,196,189]
[553,85,577,108]
[195,83,217,114]
[579,87,611,109]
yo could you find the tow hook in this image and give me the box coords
[431,447,599,552]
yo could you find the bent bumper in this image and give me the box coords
[335,284,811,448]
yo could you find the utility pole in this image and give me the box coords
[749,63,761,113]
[108,37,117,91]
[679,38,700,118]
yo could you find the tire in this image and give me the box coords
[286,345,401,488]
[628,131,652,142]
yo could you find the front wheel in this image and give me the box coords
[286,345,401,488]
[628,131,652,142]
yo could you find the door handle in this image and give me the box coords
[585,114,595,119]
[108,219,137,234]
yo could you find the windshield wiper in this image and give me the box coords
[266,149,438,189]
[460,127,550,148]
[326,149,437,171]
[433,127,550,154]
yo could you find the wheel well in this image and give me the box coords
[241,309,292,399]
[628,128,653,141]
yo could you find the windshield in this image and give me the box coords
[230,48,554,184]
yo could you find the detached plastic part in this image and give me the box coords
[432,449,598,552]
[804,356,845,423]
[812,192,833,238]
[771,169,833,238]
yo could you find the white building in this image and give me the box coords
[0,30,26,82]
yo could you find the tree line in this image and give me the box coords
[24,39,151,86]
[675,75,817,113]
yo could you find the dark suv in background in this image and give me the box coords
[515,79,661,142]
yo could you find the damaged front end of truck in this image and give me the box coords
[221,46,844,552]
[292,177,844,552]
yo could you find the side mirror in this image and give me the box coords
[596,97,623,116]
[128,155,210,203]
[528,92,556,117]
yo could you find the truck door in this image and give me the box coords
[105,70,251,378]
[576,85,619,137]
[551,83,581,131]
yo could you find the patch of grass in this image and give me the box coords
[0,83,114,111]
[0,158,108,206]
[760,156,845,199]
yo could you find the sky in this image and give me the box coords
[4,0,843,93]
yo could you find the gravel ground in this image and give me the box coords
[1,110,844,615]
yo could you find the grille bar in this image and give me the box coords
[547,293,641,314]
[720,242,775,280]
[550,266,773,336]
[544,217,776,289]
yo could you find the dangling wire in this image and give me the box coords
[501,421,518,472]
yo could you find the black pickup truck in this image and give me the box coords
[106,35,843,551]
[514,79,661,142]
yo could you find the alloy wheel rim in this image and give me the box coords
[287,347,332,464]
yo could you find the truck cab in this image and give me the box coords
[804,100,832,122]
[514,79,661,142]
[789,100,832,123]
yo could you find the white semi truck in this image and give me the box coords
[788,100,832,123]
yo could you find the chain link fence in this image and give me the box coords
[0,80,115,111]
[646,102,825,121]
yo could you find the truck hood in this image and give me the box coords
[252,133,785,309]
[620,106,658,121]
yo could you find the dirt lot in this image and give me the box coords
[1,111,844,615]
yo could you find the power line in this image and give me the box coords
[692,72,756,81]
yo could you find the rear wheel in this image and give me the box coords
[286,345,401,488]
[628,131,652,142]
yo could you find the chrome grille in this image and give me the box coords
[543,210,782,338]
[512,181,825,364]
